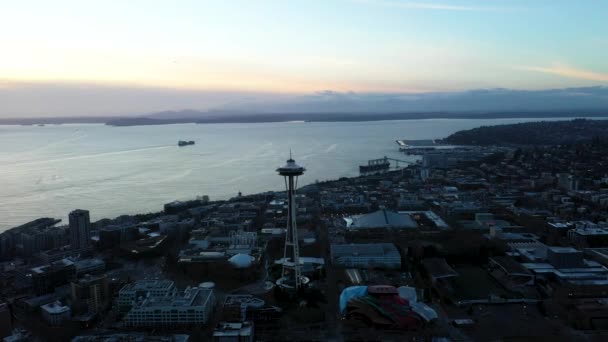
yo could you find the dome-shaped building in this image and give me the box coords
[228,253,255,269]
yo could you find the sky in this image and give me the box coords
[1,0,607,117]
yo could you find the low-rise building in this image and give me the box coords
[421,258,459,284]
[222,295,281,323]
[123,284,215,328]
[38,245,80,264]
[569,227,608,248]
[19,258,76,295]
[212,321,254,342]
[330,243,401,269]
[118,279,177,313]
[343,209,417,230]
[515,245,608,283]
[489,256,534,288]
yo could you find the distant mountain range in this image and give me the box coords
[1,86,608,126]
[105,110,608,126]
[207,87,608,114]
[110,86,608,125]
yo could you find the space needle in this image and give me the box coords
[275,152,309,291]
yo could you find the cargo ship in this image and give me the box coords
[178,140,195,146]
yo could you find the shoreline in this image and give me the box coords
[1,117,606,231]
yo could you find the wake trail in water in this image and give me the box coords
[3,145,173,167]
[27,132,88,153]
[325,144,337,153]
[141,168,193,184]
[200,157,242,169]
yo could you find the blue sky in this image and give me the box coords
[0,0,606,116]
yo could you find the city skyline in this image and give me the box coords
[1,0,607,117]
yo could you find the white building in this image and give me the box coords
[124,284,215,328]
[118,279,177,313]
[41,301,71,326]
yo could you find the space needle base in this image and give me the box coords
[275,275,310,291]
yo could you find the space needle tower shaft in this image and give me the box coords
[276,153,306,290]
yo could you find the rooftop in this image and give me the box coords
[347,209,417,229]
[421,258,458,280]
[490,256,532,276]
[224,294,265,308]
[213,321,254,338]
[41,301,70,314]
[74,258,105,270]
[572,228,608,236]
[548,246,580,254]
[134,286,213,308]
[120,279,175,293]
[331,243,400,258]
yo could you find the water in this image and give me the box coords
[0,118,599,231]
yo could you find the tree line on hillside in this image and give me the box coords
[441,119,608,146]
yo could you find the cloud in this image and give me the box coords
[520,64,608,82]
[353,0,504,11]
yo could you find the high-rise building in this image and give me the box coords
[71,274,110,314]
[69,209,91,250]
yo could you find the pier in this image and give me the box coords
[359,156,413,174]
